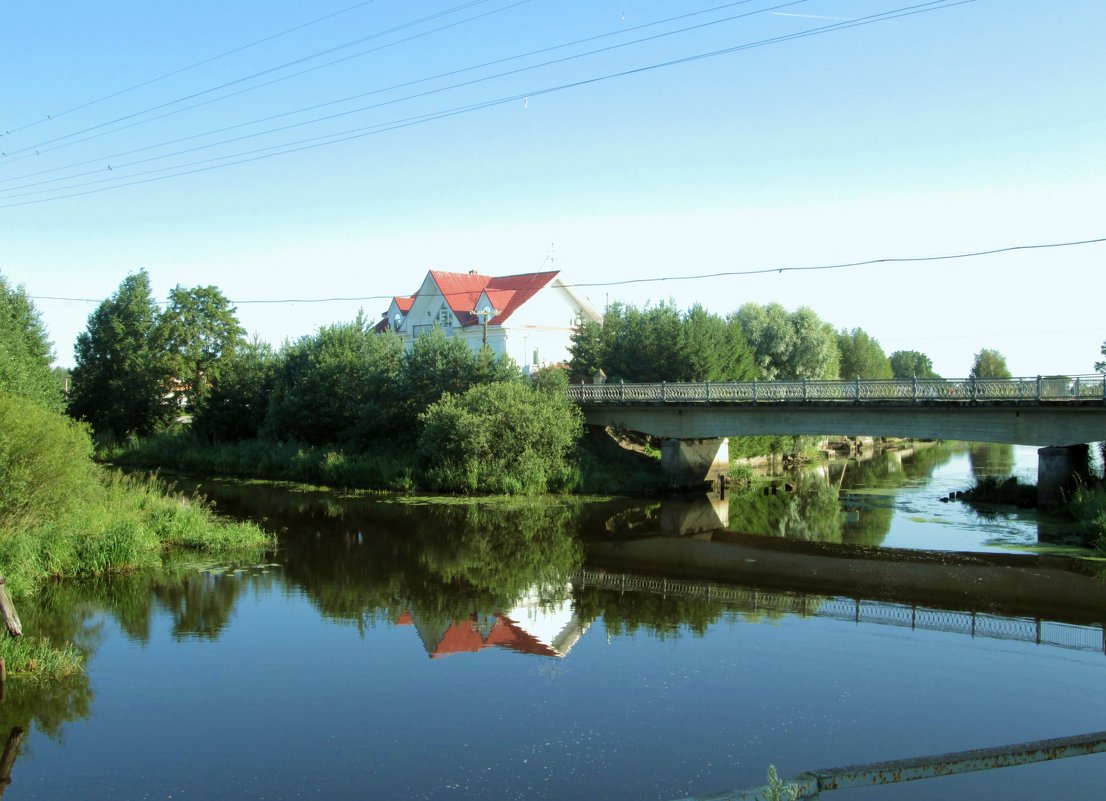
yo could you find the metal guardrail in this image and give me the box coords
[574,570,1106,655]
[567,374,1106,405]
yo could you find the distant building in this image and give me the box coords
[378,270,601,373]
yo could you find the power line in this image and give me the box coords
[0,0,810,198]
[0,0,974,207]
[26,234,1106,305]
[0,0,382,137]
[0,0,776,188]
[0,0,505,161]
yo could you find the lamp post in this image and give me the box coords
[472,305,495,346]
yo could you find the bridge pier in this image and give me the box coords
[1037,445,1092,507]
[660,437,729,486]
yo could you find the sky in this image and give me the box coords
[2,0,1104,377]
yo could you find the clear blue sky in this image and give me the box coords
[3,0,1104,375]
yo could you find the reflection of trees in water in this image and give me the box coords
[728,472,844,543]
[0,565,272,756]
[968,443,1016,481]
[273,499,585,628]
[572,584,826,639]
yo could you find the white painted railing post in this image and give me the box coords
[912,374,918,401]
[970,375,977,401]
[620,379,625,402]
[803,377,808,401]
[855,375,860,403]
[661,381,667,402]
[705,380,710,402]
[753,380,758,403]
[1037,375,1042,401]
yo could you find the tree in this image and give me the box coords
[732,303,839,379]
[191,336,277,442]
[0,274,63,412]
[1095,339,1106,374]
[68,271,173,440]
[969,348,1012,379]
[837,328,892,379]
[158,285,245,409]
[567,316,603,379]
[889,350,939,379]
[418,379,582,494]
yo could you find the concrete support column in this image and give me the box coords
[660,437,729,487]
[1037,444,1091,507]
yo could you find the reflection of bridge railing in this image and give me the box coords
[574,569,1106,655]
[567,375,1106,405]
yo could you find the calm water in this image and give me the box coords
[6,444,1106,800]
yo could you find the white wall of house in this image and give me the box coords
[389,274,601,369]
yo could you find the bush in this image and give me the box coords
[418,380,583,494]
[0,392,96,531]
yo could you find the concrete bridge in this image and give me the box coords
[567,375,1106,501]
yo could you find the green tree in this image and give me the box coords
[68,271,173,440]
[418,379,582,493]
[837,327,892,379]
[733,303,840,379]
[680,304,757,381]
[969,348,1012,379]
[265,315,404,445]
[567,316,603,379]
[889,350,939,379]
[158,285,245,409]
[0,274,63,412]
[1095,339,1105,374]
[191,336,277,442]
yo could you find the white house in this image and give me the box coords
[378,270,602,372]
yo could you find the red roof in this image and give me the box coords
[426,270,559,327]
[405,611,560,659]
[393,296,415,312]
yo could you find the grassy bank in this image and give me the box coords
[104,424,675,496]
[0,393,273,681]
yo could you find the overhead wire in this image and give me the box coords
[0,0,779,187]
[0,0,505,161]
[0,0,974,207]
[0,0,383,138]
[0,0,811,198]
[26,234,1106,306]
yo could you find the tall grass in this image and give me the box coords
[0,392,274,682]
[105,429,418,491]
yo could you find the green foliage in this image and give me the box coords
[733,303,840,379]
[837,327,892,379]
[1067,484,1106,550]
[570,301,756,383]
[264,316,405,445]
[889,349,940,379]
[963,475,1037,508]
[159,284,246,408]
[68,270,174,441]
[1096,339,1106,374]
[418,380,583,494]
[192,336,277,442]
[0,274,63,412]
[969,347,1012,379]
[728,472,844,542]
[0,392,96,532]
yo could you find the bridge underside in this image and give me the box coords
[581,402,1106,447]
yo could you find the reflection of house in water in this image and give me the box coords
[398,589,589,659]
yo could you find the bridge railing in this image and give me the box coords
[567,374,1106,404]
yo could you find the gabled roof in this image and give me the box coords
[393,296,415,312]
[426,270,559,327]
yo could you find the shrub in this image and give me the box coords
[418,380,583,494]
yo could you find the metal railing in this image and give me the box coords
[567,374,1106,405]
[573,569,1106,655]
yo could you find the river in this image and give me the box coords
[4,443,1106,800]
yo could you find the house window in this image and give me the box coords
[436,303,453,328]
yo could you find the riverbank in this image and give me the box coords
[0,393,274,682]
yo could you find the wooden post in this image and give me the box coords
[0,726,25,798]
[0,581,20,638]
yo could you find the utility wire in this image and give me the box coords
[0,0,382,138]
[0,0,504,160]
[27,235,1106,306]
[0,0,776,187]
[0,0,809,197]
[0,0,972,207]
